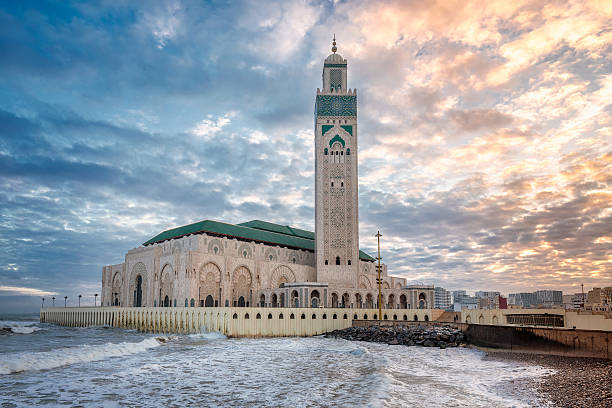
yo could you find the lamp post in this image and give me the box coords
[42,297,45,308]
[64,296,68,307]
[376,230,383,321]
[94,293,98,307]
[78,294,82,307]
[52,296,55,307]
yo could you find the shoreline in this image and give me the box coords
[482,350,611,408]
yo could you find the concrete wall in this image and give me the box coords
[40,307,441,337]
[461,308,612,331]
[460,323,611,359]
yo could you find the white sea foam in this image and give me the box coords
[0,337,162,375]
[187,330,227,340]
[0,320,44,335]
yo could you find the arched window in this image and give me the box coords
[268,313,273,319]
[173,299,176,307]
[333,314,337,319]
[301,313,306,319]
[341,181,344,187]
[185,299,188,307]
[322,313,327,319]
[233,313,238,319]
[325,260,328,265]
[353,314,358,320]
[343,314,348,319]
[346,148,350,155]
[336,256,340,265]
[279,313,284,319]
[245,313,250,319]
[190,298,195,307]
[347,260,351,265]
[312,314,317,319]
[324,148,328,155]
[256,313,261,319]
[331,182,334,187]
[290,313,295,319]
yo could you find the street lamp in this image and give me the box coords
[42,297,45,308]
[64,296,68,307]
[94,293,98,307]
[52,296,55,307]
[376,230,383,321]
[78,294,82,307]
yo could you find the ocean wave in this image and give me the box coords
[0,320,45,335]
[0,337,162,375]
[188,331,227,340]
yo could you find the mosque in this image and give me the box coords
[101,39,434,311]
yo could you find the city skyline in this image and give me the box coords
[1,0,610,312]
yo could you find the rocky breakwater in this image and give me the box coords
[326,324,465,348]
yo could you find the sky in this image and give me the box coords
[0,0,610,312]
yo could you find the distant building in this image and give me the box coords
[452,290,478,311]
[563,293,586,309]
[587,287,603,304]
[498,295,508,309]
[509,291,562,308]
[434,287,452,310]
[534,290,563,307]
[476,291,501,309]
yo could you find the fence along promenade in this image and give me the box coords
[39,307,440,337]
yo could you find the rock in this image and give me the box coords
[423,340,435,347]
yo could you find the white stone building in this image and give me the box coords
[101,39,431,311]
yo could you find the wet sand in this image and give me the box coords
[484,351,612,408]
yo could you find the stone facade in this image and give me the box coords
[101,41,432,312]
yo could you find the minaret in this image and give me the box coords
[314,37,359,287]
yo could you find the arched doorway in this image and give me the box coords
[291,290,299,307]
[134,275,143,307]
[418,292,426,309]
[114,297,119,306]
[280,292,285,307]
[400,294,407,309]
[331,293,338,308]
[164,295,169,307]
[366,293,373,308]
[311,290,320,308]
[342,293,350,308]
[205,295,214,307]
[272,293,278,308]
[238,296,246,307]
[260,294,265,307]
[387,293,395,309]
[355,293,362,308]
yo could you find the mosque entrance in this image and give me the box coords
[418,292,426,309]
[237,296,246,307]
[164,295,169,307]
[205,295,214,307]
[134,275,143,307]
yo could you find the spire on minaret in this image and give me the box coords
[331,34,337,53]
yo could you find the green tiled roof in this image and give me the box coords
[143,219,375,261]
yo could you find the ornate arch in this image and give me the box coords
[160,264,174,306]
[199,262,221,307]
[383,281,390,289]
[237,243,253,259]
[232,266,252,306]
[359,275,371,289]
[129,262,148,306]
[207,238,224,255]
[271,265,295,288]
[264,248,277,262]
[111,271,122,305]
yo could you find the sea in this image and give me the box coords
[0,314,554,407]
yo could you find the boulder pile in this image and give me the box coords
[326,324,465,348]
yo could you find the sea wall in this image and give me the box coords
[461,323,611,359]
[40,307,432,337]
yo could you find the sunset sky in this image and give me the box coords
[1,0,610,311]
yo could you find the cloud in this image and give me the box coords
[0,0,609,305]
[0,285,58,296]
